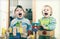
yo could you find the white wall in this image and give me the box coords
[0,0,8,36]
[36,0,60,39]
[18,0,32,10]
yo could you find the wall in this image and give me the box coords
[18,0,32,10]
[0,0,8,36]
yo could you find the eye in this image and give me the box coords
[47,9,49,11]
[16,10,19,11]
[43,9,45,11]
[20,9,23,11]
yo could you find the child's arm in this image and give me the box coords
[38,18,56,30]
[46,18,56,30]
[27,20,32,31]
[26,19,32,35]
[13,26,16,36]
[10,19,18,27]
[42,18,56,30]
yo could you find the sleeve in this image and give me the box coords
[26,19,32,31]
[38,19,41,26]
[47,18,56,30]
[10,19,17,28]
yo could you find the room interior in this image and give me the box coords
[0,0,60,39]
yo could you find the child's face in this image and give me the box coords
[42,6,52,17]
[15,8,25,18]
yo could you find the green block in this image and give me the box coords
[39,36,50,39]
[16,21,20,27]
[9,33,13,37]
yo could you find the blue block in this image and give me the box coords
[14,33,21,39]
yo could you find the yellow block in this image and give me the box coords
[9,27,12,33]
[29,35,35,39]
[19,27,23,34]
[2,28,6,36]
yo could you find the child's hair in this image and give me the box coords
[14,5,26,18]
[43,5,52,16]
[14,5,25,13]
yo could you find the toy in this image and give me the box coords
[27,31,35,39]
[9,26,21,39]
[9,33,21,39]
[32,23,40,39]
[27,35,35,39]
[2,28,7,39]
[9,27,12,33]
[16,21,23,34]
[2,28,6,36]
[14,33,21,39]
[9,33,13,39]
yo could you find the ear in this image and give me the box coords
[50,11,52,16]
[14,12,17,18]
[50,14,52,16]
[42,10,43,14]
[23,12,26,17]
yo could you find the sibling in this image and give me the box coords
[39,5,56,30]
[10,5,32,39]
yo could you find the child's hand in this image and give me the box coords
[41,24,47,29]
[13,27,16,36]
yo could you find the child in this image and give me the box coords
[10,5,32,39]
[38,5,56,39]
[39,5,56,30]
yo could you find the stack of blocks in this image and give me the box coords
[9,21,22,39]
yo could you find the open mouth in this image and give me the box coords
[19,13,22,17]
[44,13,48,15]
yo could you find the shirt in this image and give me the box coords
[39,17,56,30]
[10,17,32,37]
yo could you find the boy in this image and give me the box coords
[39,5,56,30]
[38,5,56,39]
[10,5,32,39]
